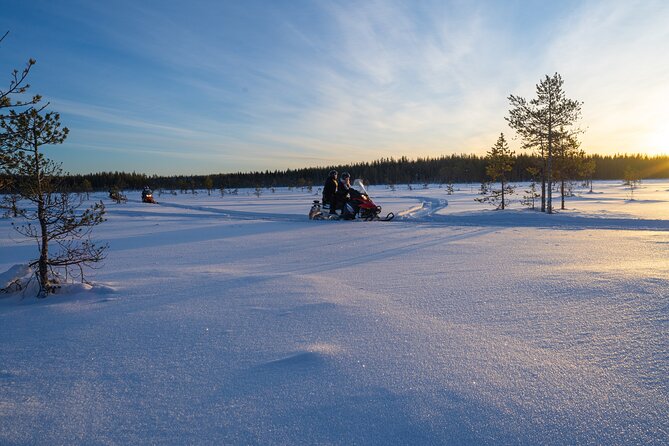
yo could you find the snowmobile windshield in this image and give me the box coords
[353,179,369,196]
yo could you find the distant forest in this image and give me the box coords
[23,153,669,192]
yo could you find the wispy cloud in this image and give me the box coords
[538,0,669,153]
[54,99,204,137]
[13,0,669,173]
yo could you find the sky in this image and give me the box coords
[2,0,669,175]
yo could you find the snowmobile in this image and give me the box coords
[141,188,157,204]
[309,179,394,221]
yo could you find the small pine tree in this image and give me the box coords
[203,176,213,195]
[108,186,126,203]
[1,107,106,296]
[521,167,541,210]
[0,193,22,218]
[81,179,93,200]
[581,158,596,193]
[477,133,515,209]
[623,167,641,200]
[178,180,187,194]
[521,182,540,209]
[475,182,491,203]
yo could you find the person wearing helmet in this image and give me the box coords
[334,171,352,213]
[322,170,338,214]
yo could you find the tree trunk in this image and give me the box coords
[541,150,546,212]
[11,196,19,217]
[501,180,505,210]
[561,180,565,210]
[38,198,49,294]
[547,90,554,214]
[34,137,49,295]
[547,137,553,214]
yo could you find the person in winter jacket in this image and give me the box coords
[335,172,352,212]
[322,170,338,214]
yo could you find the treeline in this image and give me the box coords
[588,154,669,179]
[4,153,668,193]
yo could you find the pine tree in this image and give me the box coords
[553,132,585,210]
[521,167,541,210]
[507,73,583,214]
[203,176,213,195]
[478,133,515,210]
[81,178,93,200]
[623,167,641,200]
[1,107,106,296]
[580,157,597,193]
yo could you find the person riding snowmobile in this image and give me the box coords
[335,172,353,215]
[142,186,156,203]
[322,170,338,214]
[310,174,394,221]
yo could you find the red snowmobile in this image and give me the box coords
[141,188,157,204]
[309,180,394,221]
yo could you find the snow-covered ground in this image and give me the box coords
[1,180,668,445]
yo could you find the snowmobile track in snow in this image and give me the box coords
[153,196,446,223]
[127,196,669,231]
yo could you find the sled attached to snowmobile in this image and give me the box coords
[309,200,340,220]
[309,179,394,221]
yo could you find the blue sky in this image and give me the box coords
[2,0,668,174]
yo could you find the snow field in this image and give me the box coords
[0,181,668,445]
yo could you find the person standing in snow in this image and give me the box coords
[322,170,338,214]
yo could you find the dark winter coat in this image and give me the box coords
[334,179,351,211]
[322,176,338,208]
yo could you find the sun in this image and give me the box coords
[643,126,669,156]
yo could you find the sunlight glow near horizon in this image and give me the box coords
[643,127,669,156]
[2,0,669,175]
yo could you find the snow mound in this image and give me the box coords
[263,351,325,368]
[0,264,33,294]
[52,282,116,296]
[0,264,116,300]
[255,343,341,372]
